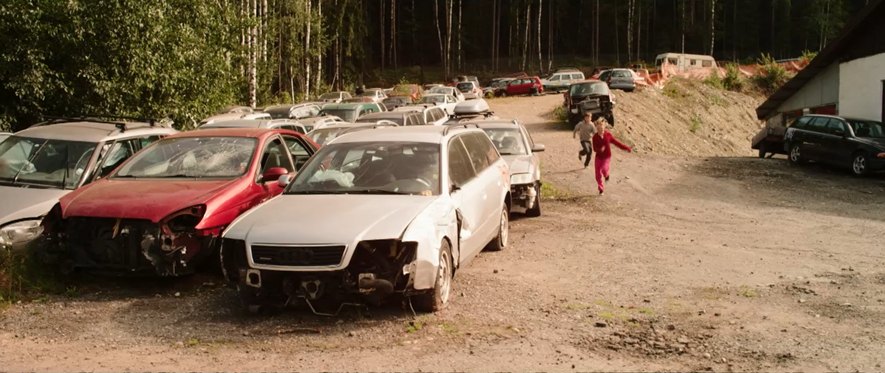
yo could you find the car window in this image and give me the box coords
[791,116,812,129]
[96,139,137,178]
[846,119,885,138]
[806,117,829,133]
[281,135,312,171]
[259,137,295,178]
[460,133,496,173]
[484,128,528,155]
[549,75,560,82]
[824,119,847,135]
[448,137,475,187]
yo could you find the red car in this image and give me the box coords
[497,76,544,97]
[42,128,318,276]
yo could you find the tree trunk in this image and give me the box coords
[391,0,397,70]
[491,0,497,71]
[457,0,462,70]
[521,1,529,72]
[627,0,633,63]
[434,0,445,78]
[248,0,258,108]
[380,0,385,72]
[710,0,716,56]
[305,0,312,99]
[636,0,642,63]
[316,0,323,91]
[537,0,543,74]
[445,0,453,78]
[547,0,553,72]
[595,0,600,66]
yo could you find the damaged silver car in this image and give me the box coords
[221,125,512,314]
[474,120,544,216]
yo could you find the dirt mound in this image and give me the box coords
[610,79,764,157]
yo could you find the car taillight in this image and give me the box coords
[877,152,885,159]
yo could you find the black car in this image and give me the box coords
[784,114,885,176]
[564,80,615,125]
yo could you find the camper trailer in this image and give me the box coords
[655,53,718,71]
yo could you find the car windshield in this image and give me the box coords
[287,141,440,196]
[0,136,97,189]
[320,93,340,100]
[456,83,474,92]
[483,128,528,155]
[570,83,609,96]
[264,107,291,119]
[319,109,356,122]
[421,96,445,104]
[307,127,349,146]
[847,119,885,138]
[114,137,256,179]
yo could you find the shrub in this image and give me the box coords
[753,54,789,93]
[703,72,724,90]
[722,63,745,92]
[801,50,818,64]
[553,106,568,122]
[663,80,685,99]
[0,248,65,303]
[689,114,702,133]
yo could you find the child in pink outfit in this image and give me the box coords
[592,119,631,195]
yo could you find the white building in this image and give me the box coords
[756,0,884,124]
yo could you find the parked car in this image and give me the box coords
[474,120,544,216]
[262,103,322,120]
[0,119,176,252]
[306,122,398,146]
[198,119,311,134]
[319,103,383,122]
[419,94,459,115]
[297,115,346,132]
[393,105,449,126]
[456,81,482,100]
[216,106,253,115]
[564,80,615,125]
[601,68,637,92]
[390,84,424,102]
[0,132,10,143]
[483,78,512,98]
[200,112,271,127]
[751,119,793,158]
[357,88,388,103]
[354,111,425,126]
[319,91,352,104]
[41,128,318,276]
[497,77,544,97]
[541,69,585,92]
[784,115,885,176]
[444,99,498,124]
[382,96,414,111]
[220,125,511,314]
[423,83,444,90]
[428,86,465,102]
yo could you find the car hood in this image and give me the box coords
[225,194,436,245]
[0,186,69,226]
[61,179,240,222]
[502,154,533,175]
[853,137,885,150]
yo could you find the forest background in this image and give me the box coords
[0,0,872,130]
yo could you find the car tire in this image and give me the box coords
[757,143,767,159]
[499,91,508,98]
[413,240,454,313]
[526,183,542,217]
[788,143,805,164]
[486,206,509,251]
[851,152,869,177]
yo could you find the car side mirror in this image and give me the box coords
[261,167,289,184]
[532,144,546,153]
[277,172,295,187]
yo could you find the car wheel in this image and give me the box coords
[851,152,869,177]
[499,91,508,98]
[526,183,542,217]
[487,206,509,251]
[757,143,767,159]
[788,143,805,164]
[413,240,453,313]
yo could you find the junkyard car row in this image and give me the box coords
[0,92,546,314]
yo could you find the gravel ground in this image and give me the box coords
[1,93,884,372]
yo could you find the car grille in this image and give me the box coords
[250,245,346,266]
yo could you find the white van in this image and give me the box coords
[655,53,718,71]
[541,69,586,92]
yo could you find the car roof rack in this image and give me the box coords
[442,122,480,136]
[35,115,160,132]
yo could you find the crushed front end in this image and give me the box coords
[510,181,539,212]
[222,238,419,315]
[43,206,218,276]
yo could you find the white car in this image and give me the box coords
[427,86,465,102]
[199,112,271,127]
[357,89,388,103]
[419,94,459,116]
[474,120,544,216]
[319,91,352,104]
[305,122,398,146]
[198,119,311,134]
[393,105,449,126]
[297,115,345,131]
[221,126,512,314]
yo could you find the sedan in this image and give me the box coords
[419,94,459,115]
[319,91,352,104]
[475,120,545,216]
[221,126,511,314]
[42,128,318,276]
[427,86,465,102]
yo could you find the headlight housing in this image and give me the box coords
[0,219,44,247]
[510,173,534,186]
[162,205,206,234]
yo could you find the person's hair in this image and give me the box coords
[583,112,592,118]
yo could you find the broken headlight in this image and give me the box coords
[163,205,206,233]
[510,173,534,186]
[0,219,44,247]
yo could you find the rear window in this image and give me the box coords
[456,82,474,92]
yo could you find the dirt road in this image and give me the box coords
[2,95,884,372]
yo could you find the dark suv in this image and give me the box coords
[784,114,885,176]
[564,80,615,125]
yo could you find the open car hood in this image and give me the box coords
[224,194,436,245]
[60,178,241,222]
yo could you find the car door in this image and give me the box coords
[799,117,830,161]
[446,135,486,262]
[252,136,296,204]
[280,134,316,171]
[460,132,507,246]
[820,118,853,165]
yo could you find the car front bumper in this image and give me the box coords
[510,182,539,212]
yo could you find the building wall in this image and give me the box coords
[839,53,885,121]
[778,63,840,114]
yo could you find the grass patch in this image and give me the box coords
[663,80,687,99]
[552,106,568,122]
[540,182,571,200]
[689,115,703,133]
[405,320,424,333]
[0,247,68,304]
[737,286,759,298]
